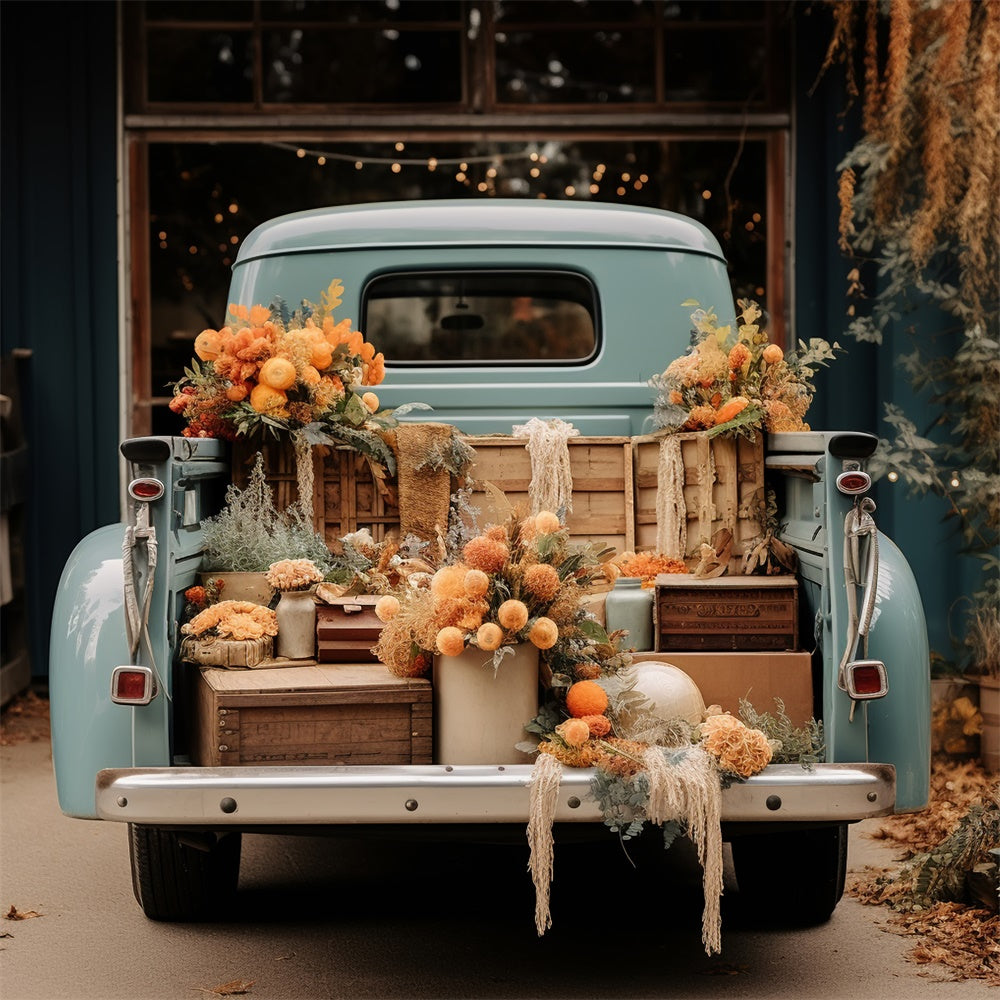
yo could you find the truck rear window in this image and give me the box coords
[362,270,598,365]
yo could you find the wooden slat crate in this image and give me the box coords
[316,597,382,663]
[654,573,799,652]
[633,430,765,571]
[460,434,635,553]
[232,439,400,546]
[189,662,432,767]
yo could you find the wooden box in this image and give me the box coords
[316,597,383,663]
[180,635,273,669]
[654,573,799,652]
[232,439,400,546]
[461,434,635,553]
[633,431,764,572]
[189,662,432,767]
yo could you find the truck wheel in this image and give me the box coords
[128,824,241,921]
[729,822,848,925]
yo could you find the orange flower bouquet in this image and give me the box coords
[649,299,843,438]
[371,508,626,681]
[169,279,419,476]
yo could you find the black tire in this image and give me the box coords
[128,824,241,921]
[729,822,848,925]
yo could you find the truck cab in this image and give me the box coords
[49,200,930,945]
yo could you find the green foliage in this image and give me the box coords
[201,453,333,574]
[589,769,650,840]
[738,697,825,767]
[880,796,1000,912]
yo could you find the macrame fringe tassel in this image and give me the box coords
[526,751,563,936]
[292,429,316,522]
[655,434,686,558]
[642,745,724,956]
[513,417,579,515]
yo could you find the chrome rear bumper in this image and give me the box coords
[96,762,895,827]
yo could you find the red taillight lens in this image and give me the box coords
[844,660,888,700]
[111,666,155,705]
[128,478,164,502]
[836,471,872,495]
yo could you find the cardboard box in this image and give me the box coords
[630,651,815,727]
[316,597,383,663]
[654,573,798,652]
[462,434,635,553]
[633,430,764,571]
[189,662,432,766]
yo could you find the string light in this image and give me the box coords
[888,471,899,483]
[950,471,961,488]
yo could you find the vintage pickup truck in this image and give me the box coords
[50,200,930,936]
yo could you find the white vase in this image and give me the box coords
[275,589,317,660]
[433,644,540,765]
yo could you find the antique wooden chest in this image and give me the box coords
[189,662,432,767]
[654,573,799,652]
[315,596,382,662]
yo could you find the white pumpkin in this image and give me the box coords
[626,660,706,726]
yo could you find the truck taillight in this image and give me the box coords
[836,470,872,495]
[111,666,156,705]
[128,478,164,502]
[844,660,888,700]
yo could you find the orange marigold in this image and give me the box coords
[436,626,466,657]
[476,622,504,651]
[497,599,529,631]
[728,342,751,370]
[565,679,609,718]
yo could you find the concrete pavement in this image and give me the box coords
[0,734,985,1000]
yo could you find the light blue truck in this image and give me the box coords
[50,200,930,928]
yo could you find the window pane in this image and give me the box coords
[262,29,461,103]
[147,29,254,103]
[261,1,462,22]
[365,271,598,364]
[663,28,767,102]
[495,1,655,22]
[144,1,253,21]
[496,30,655,104]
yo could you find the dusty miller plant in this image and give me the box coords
[819,0,1000,675]
[201,453,333,574]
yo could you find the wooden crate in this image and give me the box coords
[189,662,432,767]
[316,597,382,663]
[461,434,635,553]
[633,430,764,571]
[232,439,400,546]
[654,573,799,652]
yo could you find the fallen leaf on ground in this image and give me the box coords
[4,905,42,920]
[193,980,256,996]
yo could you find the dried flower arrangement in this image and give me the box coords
[372,508,618,679]
[169,279,426,499]
[266,558,325,593]
[649,299,842,438]
[181,601,278,642]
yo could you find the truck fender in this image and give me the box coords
[49,523,138,818]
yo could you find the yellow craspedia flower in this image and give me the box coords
[464,569,490,598]
[534,510,561,534]
[476,622,504,651]
[436,626,466,657]
[528,617,558,649]
[375,595,400,622]
[497,599,529,631]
